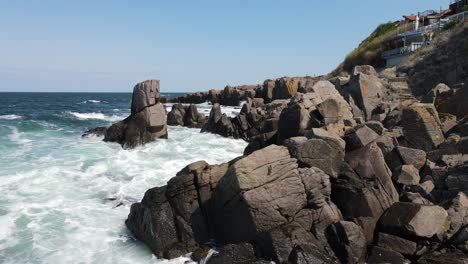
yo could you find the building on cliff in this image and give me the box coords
[381,5,467,67]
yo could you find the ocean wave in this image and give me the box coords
[0,114,22,120]
[68,112,125,122]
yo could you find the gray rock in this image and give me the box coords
[353,65,378,77]
[445,192,468,239]
[326,221,366,264]
[285,129,345,178]
[167,103,186,126]
[105,80,168,148]
[344,124,380,152]
[366,246,406,264]
[376,232,418,256]
[131,80,160,114]
[277,101,310,143]
[332,142,398,242]
[401,103,445,151]
[343,73,385,120]
[396,146,427,171]
[379,202,449,238]
[392,165,421,186]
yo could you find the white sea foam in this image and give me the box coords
[165,102,243,118]
[0,114,22,120]
[68,112,126,122]
[0,125,247,263]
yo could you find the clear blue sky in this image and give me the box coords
[0,0,448,92]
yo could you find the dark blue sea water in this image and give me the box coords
[0,92,246,264]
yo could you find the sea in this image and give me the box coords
[0,92,247,264]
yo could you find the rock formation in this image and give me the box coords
[104,80,168,148]
[167,103,207,128]
[125,64,468,263]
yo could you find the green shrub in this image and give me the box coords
[463,5,468,11]
[335,22,398,73]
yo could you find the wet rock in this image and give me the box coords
[131,80,160,114]
[104,80,168,148]
[82,126,107,138]
[393,165,421,186]
[400,103,445,151]
[379,202,449,239]
[167,103,186,126]
[207,243,259,264]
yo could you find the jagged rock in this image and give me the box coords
[400,192,432,205]
[376,232,418,256]
[131,80,160,114]
[183,104,207,128]
[353,65,378,77]
[271,77,317,100]
[81,126,107,138]
[400,103,445,151]
[285,128,345,178]
[396,146,427,171]
[344,124,380,152]
[213,145,306,241]
[126,160,231,258]
[277,101,310,143]
[104,80,167,148]
[366,246,406,264]
[421,83,451,104]
[417,248,468,264]
[201,104,237,137]
[167,103,186,126]
[326,221,366,264]
[332,142,398,241]
[343,73,385,120]
[445,192,468,240]
[254,224,338,263]
[207,243,260,264]
[393,165,421,186]
[379,202,449,239]
[364,121,385,135]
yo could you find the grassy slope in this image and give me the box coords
[334,22,398,74]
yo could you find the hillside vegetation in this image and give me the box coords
[334,22,398,74]
[398,20,468,96]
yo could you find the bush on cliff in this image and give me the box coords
[335,22,398,74]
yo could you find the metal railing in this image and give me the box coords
[382,42,425,59]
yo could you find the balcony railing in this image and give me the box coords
[382,42,425,59]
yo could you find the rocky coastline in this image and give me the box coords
[82,59,468,263]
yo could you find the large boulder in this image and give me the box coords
[343,73,386,120]
[379,202,449,239]
[400,103,445,151]
[131,80,160,114]
[126,160,231,258]
[167,103,186,126]
[326,221,366,264]
[104,80,168,148]
[353,65,378,77]
[331,142,399,241]
[277,101,310,143]
[285,128,345,178]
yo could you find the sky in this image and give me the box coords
[0,0,449,92]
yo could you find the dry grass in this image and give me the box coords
[334,22,398,74]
